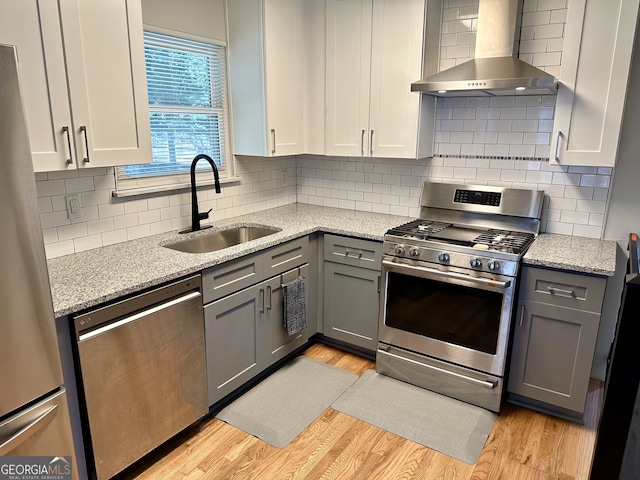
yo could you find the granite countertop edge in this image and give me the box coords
[49,205,619,318]
[48,203,412,318]
[522,233,617,277]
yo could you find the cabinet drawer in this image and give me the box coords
[520,267,607,313]
[264,236,309,279]
[323,234,382,270]
[202,253,265,304]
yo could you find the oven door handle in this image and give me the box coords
[382,259,511,289]
[379,348,498,390]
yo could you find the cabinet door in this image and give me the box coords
[324,261,380,351]
[508,300,600,415]
[368,0,425,158]
[226,0,305,157]
[204,286,263,405]
[325,0,373,156]
[264,0,305,156]
[263,265,309,366]
[550,0,640,166]
[0,0,75,172]
[59,0,151,168]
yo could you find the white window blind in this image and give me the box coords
[116,31,230,192]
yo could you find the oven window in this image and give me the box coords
[385,271,503,354]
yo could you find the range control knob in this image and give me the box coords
[409,246,420,257]
[470,258,482,268]
[394,244,406,255]
[488,260,501,271]
[438,252,450,263]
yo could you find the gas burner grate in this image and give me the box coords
[387,219,451,239]
[472,229,535,254]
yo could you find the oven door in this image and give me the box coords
[378,256,516,377]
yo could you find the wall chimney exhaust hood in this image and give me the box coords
[411,0,558,97]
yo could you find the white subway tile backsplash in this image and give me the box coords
[546,221,574,235]
[65,176,95,194]
[580,175,611,188]
[509,145,536,158]
[512,120,539,133]
[538,0,567,10]
[74,234,103,253]
[573,224,603,238]
[522,10,552,26]
[535,23,564,39]
[37,179,66,197]
[520,39,549,54]
[58,223,88,242]
[498,132,524,144]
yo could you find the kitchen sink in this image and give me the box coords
[163,225,281,254]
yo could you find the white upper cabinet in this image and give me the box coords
[325,0,434,159]
[550,0,640,166]
[0,0,152,172]
[226,0,305,157]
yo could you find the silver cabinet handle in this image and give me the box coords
[344,248,363,259]
[0,405,58,456]
[547,285,575,297]
[267,285,272,310]
[361,129,365,156]
[80,125,90,163]
[377,274,381,294]
[270,129,276,155]
[259,288,265,313]
[554,130,562,162]
[62,126,73,165]
[519,305,525,327]
[370,129,374,156]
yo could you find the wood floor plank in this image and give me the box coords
[122,343,603,480]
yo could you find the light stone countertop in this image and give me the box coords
[48,205,619,318]
[48,203,412,318]
[522,233,617,277]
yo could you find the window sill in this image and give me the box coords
[112,176,241,198]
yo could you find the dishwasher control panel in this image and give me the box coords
[73,274,201,336]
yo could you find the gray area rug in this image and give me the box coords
[332,370,497,464]
[215,356,358,448]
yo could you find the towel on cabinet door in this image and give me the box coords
[283,276,306,336]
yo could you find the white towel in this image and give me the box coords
[283,276,307,336]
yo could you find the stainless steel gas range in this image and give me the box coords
[377,181,544,412]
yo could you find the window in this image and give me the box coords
[115,31,231,193]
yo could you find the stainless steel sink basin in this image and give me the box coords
[163,225,281,254]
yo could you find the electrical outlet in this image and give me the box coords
[66,194,81,220]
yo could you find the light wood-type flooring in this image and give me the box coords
[123,343,603,480]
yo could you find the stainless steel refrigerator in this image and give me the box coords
[0,44,77,476]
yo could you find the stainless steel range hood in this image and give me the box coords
[412,0,558,97]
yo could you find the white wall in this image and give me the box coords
[593,25,640,379]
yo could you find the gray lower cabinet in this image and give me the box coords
[203,237,310,406]
[205,285,263,405]
[263,265,309,365]
[323,234,382,351]
[508,266,607,420]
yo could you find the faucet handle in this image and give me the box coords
[198,209,212,221]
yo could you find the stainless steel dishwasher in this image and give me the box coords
[73,275,207,480]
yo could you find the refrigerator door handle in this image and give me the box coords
[0,405,58,456]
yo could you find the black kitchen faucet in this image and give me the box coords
[180,153,222,233]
